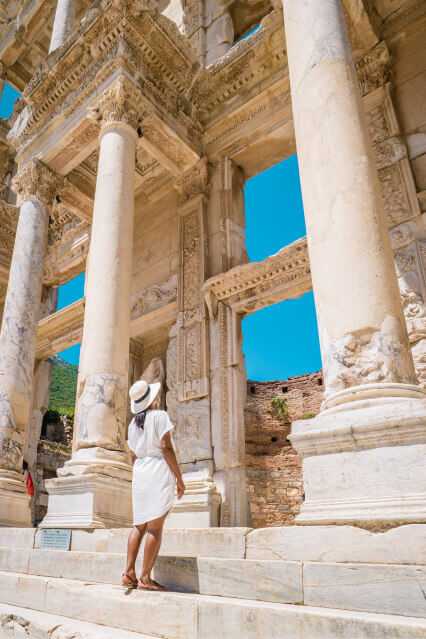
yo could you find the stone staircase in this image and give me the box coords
[0,526,426,638]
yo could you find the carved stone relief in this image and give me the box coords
[323,316,418,395]
[74,373,127,452]
[166,322,212,464]
[394,237,426,387]
[0,396,23,472]
[364,85,419,230]
[176,163,209,401]
[131,274,177,320]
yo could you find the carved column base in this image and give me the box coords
[290,390,426,526]
[41,473,132,529]
[0,471,32,527]
[57,446,133,480]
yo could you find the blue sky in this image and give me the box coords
[0,83,321,380]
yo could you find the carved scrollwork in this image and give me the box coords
[87,77,143,131]
[355,42,391,98]
[12,160,59,208]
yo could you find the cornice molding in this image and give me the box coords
[203,236,312,317]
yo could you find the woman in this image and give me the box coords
[122,379,185,591]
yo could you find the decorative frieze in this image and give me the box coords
[13,4,199,154]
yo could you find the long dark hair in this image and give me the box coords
[134,410,148,430]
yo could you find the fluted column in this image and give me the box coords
[49,0,75,54]
[283,0,426,525]
[0,160,57,526]
[42,80,139,528]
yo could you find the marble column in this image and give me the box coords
[42,88,138,528]
[0,160,57,526]
[49,0,75,54]
[283,0,426,525]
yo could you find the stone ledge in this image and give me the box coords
[2,547,426,617]
[0,604,157,639]
[0,571,425,639]
[246,524,426,564]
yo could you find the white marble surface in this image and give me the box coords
[0,528,35,549]
[283,0,416,399]
[304,562,426,618]
[44,122,137,528]
[72,122,136,462]
[49,0,75,53]
[70,526,250,557]
[42,474,133,529]
[197,594,426,639]
[198,558,303,604]
[246,523,426,564]
[0,199,49,460]
[1,569,426,639]
[0,604,157,639]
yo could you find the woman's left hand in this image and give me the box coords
[177,479,186,500]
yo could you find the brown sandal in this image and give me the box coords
[137,578,162,592]
[121,573,138,589]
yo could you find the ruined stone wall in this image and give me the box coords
[245,373,323,528]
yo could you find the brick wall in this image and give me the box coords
[245,372,324,528]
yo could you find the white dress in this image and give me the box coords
[127,410,176,526]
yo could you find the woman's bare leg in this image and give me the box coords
[124,524,146,584]
[140,514,167,588]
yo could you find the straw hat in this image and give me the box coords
[129,379,161,415]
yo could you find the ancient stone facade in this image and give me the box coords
[245,374,323,528]
[0,0,424,534]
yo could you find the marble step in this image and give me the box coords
[0,527,250,558]
[0,603,157,639]
[1,571,425,639]
[1,547,426,618]
[4,524,426,564]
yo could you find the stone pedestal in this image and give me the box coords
[41,474,132,528]
[283,0,426,525]
[42,87,138,528]
[0,161,56,526]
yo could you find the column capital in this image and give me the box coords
[87,77,142,138]
[12,159,59,208]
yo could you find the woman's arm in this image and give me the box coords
[161,432,186,499]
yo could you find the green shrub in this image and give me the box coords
[48,357,78,416]
[271,396,289,421]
